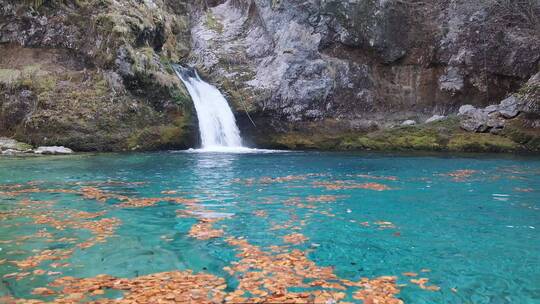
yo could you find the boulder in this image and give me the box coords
[484,105,500,114]
[461,117,487,132]
[401,120,417,126]
[34,146,73,155]
[0,137,33,151]
[458,105,476,116]
[425,115,446,123]
[459,106,506,133]
[460,107,489,132]
[498,96,523,119]
[2,149,24,155]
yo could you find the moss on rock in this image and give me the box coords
[127,114,196,151]
[0,45,196,152]
[259,117,533,153]
[205,11,224,33]
[447,133,519,152]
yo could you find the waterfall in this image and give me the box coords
[173,65,244,151]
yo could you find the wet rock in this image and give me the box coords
[401,120,417,126]
[425,115,446,123]
[34,146,73,155]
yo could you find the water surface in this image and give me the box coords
[0,151,539,303]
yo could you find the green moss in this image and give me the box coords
[24,0,46,9]
[159,125,183,144]
[0,69,22,88]
[339,132,442,151]
[448,133,519,152]
[262,117,533,153]
[205,11,223,33]
[127,124,186,151]
[270,132,348,150]
[34,75,57,94]
[170,88,190,106]
[126,113,192,151]
[517,83,540,97]
[272,133,317,149]
[219,70,259,113]
[130,47,160,74]
[502,119,540,151]
[337,120,459,151]
[1,65,58,97]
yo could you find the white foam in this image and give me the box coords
[174,147,289,154]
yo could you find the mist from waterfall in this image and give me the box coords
[173,65,244,152]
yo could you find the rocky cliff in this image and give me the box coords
[1,0,539,152]
[0,0,197,151]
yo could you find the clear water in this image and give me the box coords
[0,151,539,303]
[173,66,244,149]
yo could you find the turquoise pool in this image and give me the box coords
[0,151,539,303]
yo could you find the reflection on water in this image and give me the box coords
[191,152,239,202]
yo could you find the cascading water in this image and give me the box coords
[173,65,244,151]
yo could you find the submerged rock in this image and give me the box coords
[34,146,73,155]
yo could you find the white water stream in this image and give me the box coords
[173,65,246,152]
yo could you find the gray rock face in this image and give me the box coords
[187,0,540,136]
[439,67,465,93]
[34,146,73,155]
